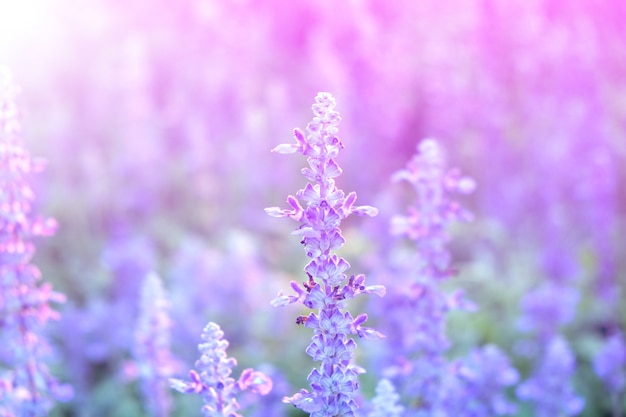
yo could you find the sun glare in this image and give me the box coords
[0,0,60,60]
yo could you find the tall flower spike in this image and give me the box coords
[0,67,71,416]
[266,92,385,416]
[390,138,475,279]
[380,138,477,413]
[133,272,179,417]
[169,322,272,417]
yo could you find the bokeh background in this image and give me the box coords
[1,0,625,416]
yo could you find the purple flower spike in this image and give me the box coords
[0,67,71,416]
[593,331,626,394]
[132,273,179,417]
[517,336,584,417]
[266,92,384,416]
[390,138,475,279]
[381,138,476,412]
[169,322,272,417]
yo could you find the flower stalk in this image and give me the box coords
[0,67,70,416]
[266,92,385,416]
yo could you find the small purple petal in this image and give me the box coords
[284,389,323,413]
[238,368,273,395]
[325,159,342,178]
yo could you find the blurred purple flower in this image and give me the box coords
[517,282,579,342]
[101,232,156,308]
[244,364,291,417]
[54,300,117,412]
[436,345,519,417]
[167,231,280,358]
[130,273,180,417]
[100,233,157,356]
[169,322,271,417]
[380,138,476,411]
[368,378,404,417]
[593,331,626,394]
[266,92,384,416]
[0,67,72,415]
[517,336,584,417]
[390,138,475,280]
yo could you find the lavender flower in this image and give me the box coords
[169,322,272,417]
[592,330,626,417]
[593,331,625,395]
[102,232,157,353]
[132,272,179,417]
[517,282,579,343]
[368,379,404,417]
[436,345,519,417]
[381,138,475,410]
[265,92,385,416]
[0,67,71,416]
[390,138,475,279]
[517,336,584,417]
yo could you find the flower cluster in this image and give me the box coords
[131,273,179,417]
[593,331,625,394]
[169,322,272,417]
[382,139,476,411]
[1,1,625,415]
[516,336,584,417]
[367,379,404,417]
[390,138,475,279]
[515,236,584,416]
[517,282,579,342]
[266,92,385,416]
[592,330,625,417]
[436,345,519,417]
[0,67,71,416]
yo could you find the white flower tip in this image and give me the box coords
[270,294,292,307]
[264,207,284,217]
[168,378,191,393]
[271,144,298,154]
[367,285,386,297]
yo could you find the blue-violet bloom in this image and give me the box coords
[593,331,625,394]
[381,138,475,410]
[367,378,404,417]
[436,345,519,417]
[132,272,179,417]
[169,322,272,417]
[517,336,584,417]
[0,66,71,417]
[266,92,385,416]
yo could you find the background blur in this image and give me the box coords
[1,0,625,416]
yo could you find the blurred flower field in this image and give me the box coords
[1,1,625,416]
